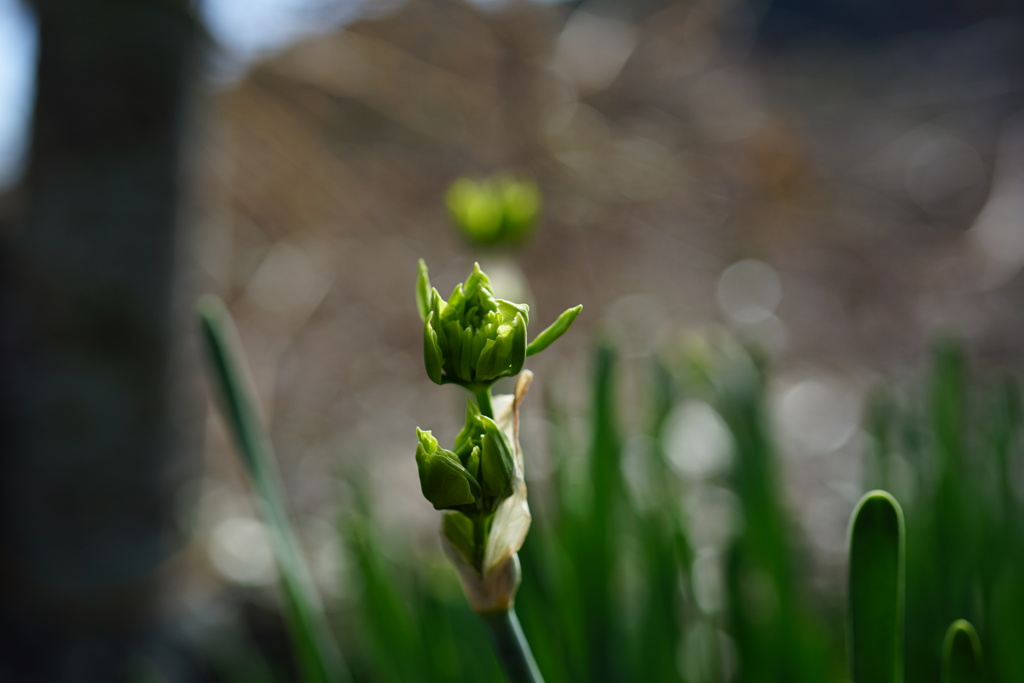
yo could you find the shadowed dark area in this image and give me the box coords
[0,1,206,680]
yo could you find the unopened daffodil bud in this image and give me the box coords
[415,428,481,511]
[454,400,514,502]
[416,260,582,389]
[414,399,516,518]
[418,260,529,387]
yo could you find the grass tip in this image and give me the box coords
[851,489,904,527]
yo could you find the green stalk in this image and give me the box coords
[848,490,904,683]
[198,296,350,683]
[482,608,545,683]
[471,382,543,682]
[942,620,983,683]
[474,385,495,419]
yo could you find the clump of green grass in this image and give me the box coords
[200,284,1020,682]
[342,335,1019,682]
[867,339,1021,683]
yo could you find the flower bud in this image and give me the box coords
[415,428,481,511]
[454,400,514,502]
[441,372,534,613]
[417,260,529,388]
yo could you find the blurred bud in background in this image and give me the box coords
[446,174,542,249]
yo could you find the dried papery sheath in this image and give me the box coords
[442,371,534,613]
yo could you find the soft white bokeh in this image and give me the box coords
[0,0,36,188]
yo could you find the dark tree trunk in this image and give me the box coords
[0,1,203,680]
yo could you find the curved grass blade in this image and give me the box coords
[943,619,983,683]
[198,295,350,683]
[848,490,905,683]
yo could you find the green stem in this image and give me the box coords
[474,385,495,419]
[481,608,545,683]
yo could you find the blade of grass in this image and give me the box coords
[345,511,423,683]
[583,341,623,682]
[629,360,693,682]
[716,354,828,683]
[517,518,574,683]
[917,340,974,683]
[848,490,904,683]
[198,295,350,683]
[942,620,983,683]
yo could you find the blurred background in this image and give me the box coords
[1,0,1023,680]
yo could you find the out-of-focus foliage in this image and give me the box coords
[942,619,984,683]
[871,340,1024,683]
[331,335,1024,682]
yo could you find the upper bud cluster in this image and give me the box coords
[417,261,529,388]
[416,260,582,389]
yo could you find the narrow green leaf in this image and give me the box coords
[346,511,424,683]
[943,619,983,683]
[848,490,905,683]
[416,259,431,322]
[526,305,582,357]
[197,295,350,683]
[583,341,621,681]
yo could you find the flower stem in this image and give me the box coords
[481,608,545,683]
[474,385,495,419]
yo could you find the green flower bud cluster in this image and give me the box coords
[414,259,580,580]
[415,401,514,514]
[416,260,582,390]
[445,174,541,248]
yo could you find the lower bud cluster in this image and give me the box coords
[416,400,515,519]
